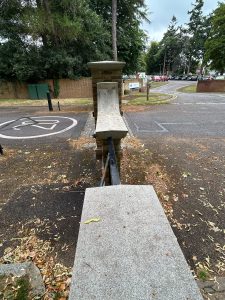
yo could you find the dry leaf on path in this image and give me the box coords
[84,218,101,224]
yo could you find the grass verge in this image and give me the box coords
[177,84,197,93]
[124,92,173,106]
[0,98,92,107]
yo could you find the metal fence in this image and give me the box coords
[100,137,120,186]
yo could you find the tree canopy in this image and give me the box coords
[145,41,160,74]
[145,0,218,76]
[0,0,148,81]
[205,2,225,74]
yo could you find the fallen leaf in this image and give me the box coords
[173,194,178,202]
[182,172,191,178]
[59,283,66,291]
[84,218,101,224]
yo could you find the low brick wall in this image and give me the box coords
[0,78,93,99]
[197,80,225,92]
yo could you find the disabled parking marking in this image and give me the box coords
[0,116,77,139]
[13,119,60,131]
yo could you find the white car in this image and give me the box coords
[215,75,225,80]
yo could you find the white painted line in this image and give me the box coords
[161,122,196,125]
[196,102,225,105]
[132,121,198,134]
[0,116,77,139]
[13,121,34,130]
[154,121,169,132]
[32,122,58,130]
[12,119,60,131]
[172,102,225,105]
[134,121,169,133]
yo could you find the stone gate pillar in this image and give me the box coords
[87,61,125,123]
[87,61,126,179]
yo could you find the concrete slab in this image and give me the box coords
[96,82,128,139]
[69,185,203,300]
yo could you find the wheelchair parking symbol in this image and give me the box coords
[0,116,77,139]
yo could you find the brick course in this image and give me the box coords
[197,80,225,92]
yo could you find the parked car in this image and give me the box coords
[153,75,161,82]
[161,75,168,81]
[215,75,225,80]
[202,76,214,80]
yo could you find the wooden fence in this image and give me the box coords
[0,78,93,99]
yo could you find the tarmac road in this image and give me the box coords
[126,82,225,138]
[151,79,193,94]
[0,108,88,146]
[125,81,225,281]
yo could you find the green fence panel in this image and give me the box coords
[36,84,49,99]
[28,84,38,100]
[28,84,49,99]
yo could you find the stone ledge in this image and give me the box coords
[95,82,128,139]
[69,185,203,300]
[88,61,126,71]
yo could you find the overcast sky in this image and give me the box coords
[142,0,220,42]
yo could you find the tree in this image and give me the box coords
[205,3,225,74]
[186,0,210,73]
[0,0,111,81]
[112,0,118,60]
[145,41,160,74]
[89,0,149,73]
[0,0,149,81]
[158,16,183,74]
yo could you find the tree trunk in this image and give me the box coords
[42,0,59,47]
[163,51,166,75]
[187,55,192,74]
[36,0,47,46]
[112,0,117,61]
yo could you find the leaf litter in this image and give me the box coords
[121,136,225,287]
[0,222,72,299]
